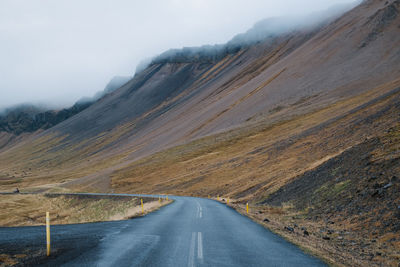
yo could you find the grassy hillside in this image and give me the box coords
[110,79,400,198]
[108,79,400,266]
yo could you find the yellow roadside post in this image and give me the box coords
[227,197,229,204]
[217,196,220,201]
[246,203,249,214]
[166,195,168,201]
[46,212,50,256]
[208,195,210,199]
[141,199,144,213]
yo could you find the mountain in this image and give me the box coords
[0,102,91,135]
[1,0,399,265]
[36,0,398,156]
[0,76,131,136]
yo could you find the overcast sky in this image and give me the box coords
[0,0,358,110]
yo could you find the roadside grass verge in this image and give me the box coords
[0,193,172,227]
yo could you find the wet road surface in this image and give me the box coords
[0,195,326,266]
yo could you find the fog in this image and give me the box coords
[152,1,360,65]
[0,0,359,110]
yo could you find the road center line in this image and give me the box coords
[188,232,196,267]
[196,201,202,219]
[197,232,203,262]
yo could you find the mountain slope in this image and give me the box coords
[1,0,399,190]
[56,0,398,144]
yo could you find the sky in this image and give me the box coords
[0,0,358,110]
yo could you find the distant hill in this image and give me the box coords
[0,76,131,135]
[0,102,91,135]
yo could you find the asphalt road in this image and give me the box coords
[0,195,326,266]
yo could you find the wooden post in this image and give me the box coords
[46,212,50,256]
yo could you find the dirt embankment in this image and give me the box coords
[233,126,400,267]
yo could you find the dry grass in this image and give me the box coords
[0,254,17,267]
[0,194,171,227]
[110,79,400,200]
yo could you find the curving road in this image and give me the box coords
[0,195,326,266]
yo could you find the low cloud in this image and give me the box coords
[150,1,360,66]
[0,0,359,110]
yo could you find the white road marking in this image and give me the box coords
[196,201,203,219]
[197,232,203,263]
[188,232,196,267]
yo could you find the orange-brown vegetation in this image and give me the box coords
[0,194,169,227]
